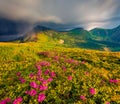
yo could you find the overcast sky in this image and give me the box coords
[0,0,120,30]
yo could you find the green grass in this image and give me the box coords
[32,31,120,51]
[0,40,120,104]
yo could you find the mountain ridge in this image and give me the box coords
[0,18,120,51]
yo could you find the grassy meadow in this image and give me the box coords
[0,39,120,104]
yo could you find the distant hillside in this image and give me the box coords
[0,19,120,51]
[90,25,120,43]
[110,26,120,42]
[20,25,120,51]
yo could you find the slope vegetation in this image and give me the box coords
[0,41,120,103]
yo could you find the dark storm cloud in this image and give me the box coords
[0,0,120,30]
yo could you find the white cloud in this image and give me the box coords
[0,0,119,29]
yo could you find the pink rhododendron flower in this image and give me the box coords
[80,95,86,100]
[29,73,34,78]
[13,97,22,104]
[66,59,75,64]
[106,101,110,104]
[89,88,96,95]
[84,71,89,75]
[25,90,37,96]
[0,100,6,104]
[0,98,11,104]
[109,79,114,83]
[30,82,38,88]
[44,69,50,75]
[113,79,119,83]
[109,79,119,84]
[16,72,21,76]
[42,80,48,85]
[75,61,79,65]
[38,93,46,103]
[62,66,66,71]
[53,56,60,60]
[37,70,42,76]
[19,77,26,83]
[40,85,48,91]
[0,100,8,104]
[37,77,44,82]
[36,65,41,70]
[50,71,56,77]
[68,76,72,81]
[4,98,11,102]
[39,61,50,66]
[47,77,53,82]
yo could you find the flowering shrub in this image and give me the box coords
[25,90,37,96]
[89,88,96,95]
[38,93,46,103]
[13,97,22,104]
[80,95,86,101]
[68,76,72,81]
[0,51,120,104]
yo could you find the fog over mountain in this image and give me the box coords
[0,0,120,30]
[0,0,120,41]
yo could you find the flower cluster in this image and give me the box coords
[13,97,22,104]
[109,79,119,84]
[0,51,120,104]
[24,61,56,103]
[89,88,96,95]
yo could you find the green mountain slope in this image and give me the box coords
[19,25,120,51]
[90,25,120,43]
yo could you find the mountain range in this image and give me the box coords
[0,18,120,51]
